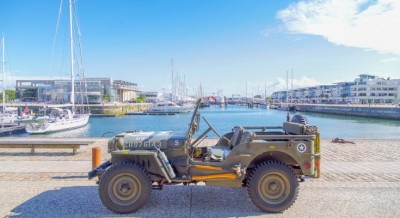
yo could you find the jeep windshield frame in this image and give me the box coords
[185,99,202,147]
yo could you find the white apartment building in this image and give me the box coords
[272,74,399,104]
[351,74,400,104]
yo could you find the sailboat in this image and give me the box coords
[0,36,18,126]
[25,0,89,134]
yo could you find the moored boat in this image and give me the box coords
[1,37,18,125]
[1,107,18,124]
[25,107,89,134]
[145,101,191,114]
[260,102,270,109]
[24,0,89,134]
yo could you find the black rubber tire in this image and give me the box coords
[99,162,152,214]
[247,161,299,213]
[291,114,308,124]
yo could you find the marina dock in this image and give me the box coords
[272,103,400,120]
[90,114,120,117]
[0,124,25,136]
[125,112,178,115]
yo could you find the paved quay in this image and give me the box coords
[0,138,400,217]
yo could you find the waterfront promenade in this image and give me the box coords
[1,138,399,217]
[275,103,400,120]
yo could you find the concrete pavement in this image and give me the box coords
[1,138,400,217]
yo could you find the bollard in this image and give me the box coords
[314,132,321,178]
[92,147,101,169]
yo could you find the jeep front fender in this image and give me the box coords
[111,150,173,183]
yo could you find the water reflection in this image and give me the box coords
[7,105,400,139]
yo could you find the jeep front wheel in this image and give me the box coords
[99,162,151,214]
[247,161,299,213]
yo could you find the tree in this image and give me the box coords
[138,94,146,102]
[102,85,110,102]
[102,94,110,102]
[341,94,347,102]
[0,90,16,102]
[318,94,324,102]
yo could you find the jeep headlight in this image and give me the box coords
[108,137,124,152]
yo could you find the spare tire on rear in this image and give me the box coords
[290,114,308,124]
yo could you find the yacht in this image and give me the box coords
[0,107,18,124]
[145,101,191,114]
[25,108,89,134]
[260,102,270,109]
[24,0,89,134]
[1,37,18,125]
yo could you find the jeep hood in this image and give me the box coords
[109,130,186,151]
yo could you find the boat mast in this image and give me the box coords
[171,59,174,102]
[1,35,5,114]
[286,71,289,103]
[69,0,75,112]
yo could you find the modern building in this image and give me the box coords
[142,92,163,103]
[16,78,139,103]
[351,74,400,104]
[271,74,399,104]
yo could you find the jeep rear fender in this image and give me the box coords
[248,151,298,169]
[246,150,314,177]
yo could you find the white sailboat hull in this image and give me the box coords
[1,114,18,124]
[145,101,192,113]
[146,106,190,113]
[26,114,89,134]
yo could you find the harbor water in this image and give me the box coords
[10,105,400,139]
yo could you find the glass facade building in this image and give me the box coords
[16,78,139,103]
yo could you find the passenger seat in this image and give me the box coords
[207,126,244,161]
[238,131,254,144]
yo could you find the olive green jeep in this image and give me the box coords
[89,99,321,214]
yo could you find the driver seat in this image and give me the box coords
[207,126,244,161]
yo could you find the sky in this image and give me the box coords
[1,0,399,97]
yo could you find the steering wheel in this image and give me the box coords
[202,116,222,138]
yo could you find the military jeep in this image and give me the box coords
[89,99,321,214]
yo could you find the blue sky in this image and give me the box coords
[1,0,399,97]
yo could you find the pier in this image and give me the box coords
[2,102,152,116]
[125,112,178,115]
[0,124,25,136]
[0,138,96,154]
[273,103,400,120]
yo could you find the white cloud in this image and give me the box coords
[278,0,400,55]
[271,76,323,92]
[260,26,282,37]
[380,57,399,62]
[218,76,323,96]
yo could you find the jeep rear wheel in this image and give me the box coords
[247,161,299,213]
[99,162,151,214]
